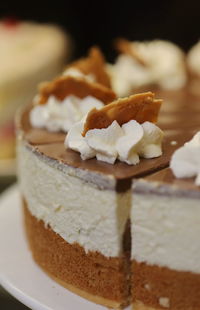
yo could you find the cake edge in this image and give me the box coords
[132,301,156,310]
[44,271,127,309]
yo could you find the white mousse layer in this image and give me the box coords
[18,140,130,257]
[131,180,200,273]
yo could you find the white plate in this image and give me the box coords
[0,186,131,310]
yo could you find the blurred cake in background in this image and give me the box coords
[108,39,187,97]
[187,41,200,95]
[0,18,71,172]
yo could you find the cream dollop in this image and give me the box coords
[109,40,187,96]
[170,132,200,185]
[30,95,104,132]
[65,119,164,165]
[187,42,200,76]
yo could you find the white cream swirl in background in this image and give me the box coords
[30,95,104,132]
[65,119,164,165]
[109,40,187,97]
[187,42,200,76]
[170,132,200,185]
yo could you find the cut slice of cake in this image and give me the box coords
[18,80,164,306]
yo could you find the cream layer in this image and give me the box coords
[131,179,200,273]
[18,140,131,257]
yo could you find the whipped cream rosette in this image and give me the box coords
[187,42,200,95]
[65,92,164,165]
[187,42,200,77]
[30,47,116,133]
[170,131,200,185]
[108,39,187,96]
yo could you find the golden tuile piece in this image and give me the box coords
[38,76,116,105]
[82,92,162,136]
[66,46,111,88]
[115,38,147,67]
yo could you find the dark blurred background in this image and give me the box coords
[0,1,200,308]
[1,0,200,61]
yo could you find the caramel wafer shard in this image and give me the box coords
[66,46,111,88]
[38,76,116,105]
[115,38,147,66]
[82,92,162,136]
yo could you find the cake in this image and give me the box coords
[108,39,187,97]
[17,46,200,309]
[131,132,200,309]
[17,46,181,307]
[0,19,70,161]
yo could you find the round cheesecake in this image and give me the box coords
[17,91,193,309]
[17,46,200,310]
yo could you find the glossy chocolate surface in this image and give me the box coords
[145,168,199,192]
[31,130,194,181]
[134,167,200,198]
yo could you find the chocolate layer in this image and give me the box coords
[132,260,200,310]
[157,89,200,131]
[133,168,200,199]
[24,201,130,307]
[145,168,199,191]
[32,129,194,182]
